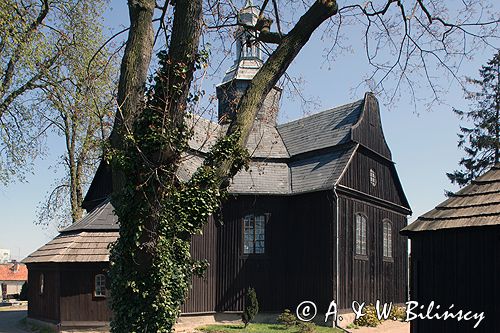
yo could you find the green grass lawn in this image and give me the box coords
[198,323,344,333]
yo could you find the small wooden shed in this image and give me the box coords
[401,163,500,333]
[23,201,117,327]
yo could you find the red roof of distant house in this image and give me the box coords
[0,262,28,281]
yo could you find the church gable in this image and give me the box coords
[351,92,392,160]
[338,147,411,213]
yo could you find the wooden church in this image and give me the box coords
[24,1,411,328]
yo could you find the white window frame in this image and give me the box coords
[369,168,377,187]
[355,213,368,258]
[383,219,393,260]
[243,214,266,254]
[94,274,106,297]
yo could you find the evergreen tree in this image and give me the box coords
[448,52,500,187]
[242,287,259,327]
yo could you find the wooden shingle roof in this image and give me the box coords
[177,154,291,194]
[23,232,118,263]
[401,163,500,234]
[23,200,119,264]
[174,100,364,195]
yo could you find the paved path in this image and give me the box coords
[0,308,28,333]
[348,320,409,333]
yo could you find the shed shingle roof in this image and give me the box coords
[402,163,500,233]
[23,232,118,263]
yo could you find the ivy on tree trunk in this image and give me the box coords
[108,1,338,332]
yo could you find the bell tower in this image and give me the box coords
[216,0,281,125]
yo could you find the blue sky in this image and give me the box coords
[0,1,497,260]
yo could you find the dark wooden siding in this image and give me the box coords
[216,192,334,312]
[29,191,409,322]
[27,264,60,323]
[338,195,407,309]
[409,227,499,333]
[340,149,406,208]
[182,216,217,313]
[59,263,111,322]
[351,94,392,160]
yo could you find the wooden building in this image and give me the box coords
[24,1,411,327]
[23,202,117,326]
[401,164,500,333]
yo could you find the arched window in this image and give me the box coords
[243,214,266,254]
[355,213,367,256]
[94,274,106,297]
[39,273,44,295]
[383,219,393,259]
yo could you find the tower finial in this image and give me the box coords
[218,0,262,85]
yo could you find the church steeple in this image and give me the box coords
[221,0,263,84]
[216,1,281,125]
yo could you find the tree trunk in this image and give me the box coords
[109,0,155,191]
[109,1,339,331]
[495,62,499,164]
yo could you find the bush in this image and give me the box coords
[242,287,259,327]
[390,305,407,321]
[297,322,316,333]
[19,282,28,301]
[353,304,381,327]
[277,309,297,328]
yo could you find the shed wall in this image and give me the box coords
[59,263,111,322]
[409,226,500,333]
[27,264,60,323]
